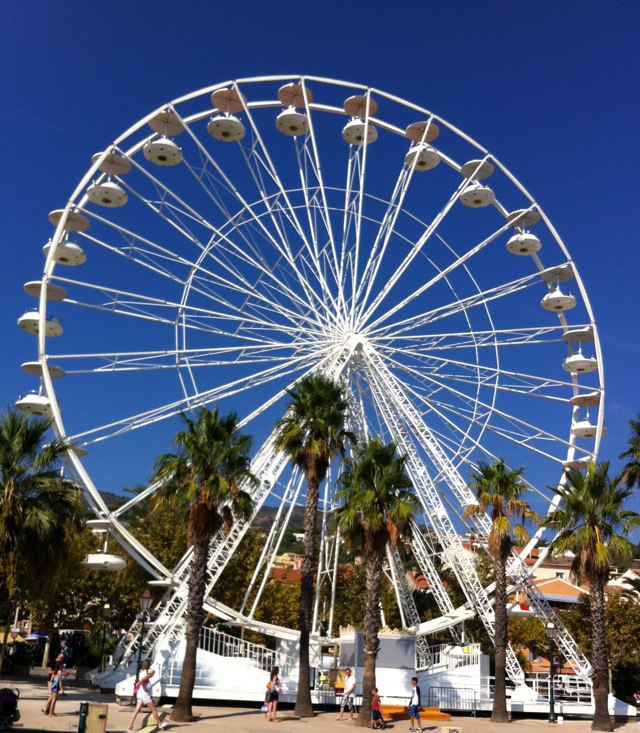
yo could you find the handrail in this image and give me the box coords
[418,642,482,672]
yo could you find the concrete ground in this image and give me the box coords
[0,671,637,733]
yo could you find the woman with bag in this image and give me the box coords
[128,667,166,730]
[267,666,281,722]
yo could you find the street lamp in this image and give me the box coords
[546,621,558,723]
[133,591,153,690]
[100,604,111,673]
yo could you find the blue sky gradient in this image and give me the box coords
[2,1,639,507]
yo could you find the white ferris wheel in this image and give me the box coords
[17,75,604,686]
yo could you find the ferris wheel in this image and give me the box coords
[17,75,604,683]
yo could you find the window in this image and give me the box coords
[556,572,565,579]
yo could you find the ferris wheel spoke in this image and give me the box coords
[52,339,318,373]
[68,351,313,445]
[364,214,532,331]
[120,134,332,318]
[389,359,582,463]
[369,270,546,339]
[347,90,376,327]
[355,121,443,317]
[357,174,473,328]
[373,324,575,353]
[292,139,347,319]
[297,85,347,314]
[232,89,343,319]
[80,197,324,325]
[383,349,580,402]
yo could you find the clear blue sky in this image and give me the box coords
[2,1,639,508]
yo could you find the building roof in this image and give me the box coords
[406,570,429,590]
[270,567,302,582]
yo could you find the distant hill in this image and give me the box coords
[81,490,128,511]
[252,504,307,530]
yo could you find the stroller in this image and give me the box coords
[0,689,19,732]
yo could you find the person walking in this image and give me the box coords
[370,686,384,729]
[128,668,166,730]
[337,667,356,721]
[267,666,281,722]
[407,677,422,732]
[42,659,66,716]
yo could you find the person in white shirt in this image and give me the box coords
[337,668,356,721]
[407,676,422,732]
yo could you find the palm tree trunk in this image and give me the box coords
[171,540,208,722]
[357,534,385,727]
[590,578,612,732]
[295,475,320,718]
[492,552,508,723]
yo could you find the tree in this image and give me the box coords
[619,413,640,490]
[334,437,418,727]
[152,407,257,721]
[542,462,640,731]
[465,458,538,724]
[0,407,82,671]
[274,373,352,717]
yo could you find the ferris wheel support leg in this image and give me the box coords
[240,471,302,617]
[312,467,335,635]
[246,475,304,620]
[364,347,527,685]
[327,527,341,637]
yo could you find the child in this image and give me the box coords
[42,660,67,716]
[370,686,384,729]
[407,676,422,733]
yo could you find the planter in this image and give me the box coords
[76,665,94,681]
[8,664,30,677]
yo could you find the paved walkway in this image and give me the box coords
[0,673,636,732]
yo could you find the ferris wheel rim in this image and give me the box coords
[25,77,604,632]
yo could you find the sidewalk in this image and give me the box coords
[0,673,635,732]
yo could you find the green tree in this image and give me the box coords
[619,413,640,490]
[541,462,640,731]
[0,407,82,669]
[334,437,418,727]
[465,458,537,724]
[508,617,550,662]
[274,374,352,717]
[152,407,257,721]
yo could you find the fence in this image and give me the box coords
[427,686,477,715]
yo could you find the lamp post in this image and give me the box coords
[546,621,557,723]
[100,604,111,673]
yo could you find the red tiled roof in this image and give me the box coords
[406,570,429,589]
[270,568,302,582]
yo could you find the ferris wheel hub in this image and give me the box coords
[341,330,366,354]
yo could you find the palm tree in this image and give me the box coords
[334,437,418,727]
[0,406,82,670]
[274,373,353,717]
[465,458,538,724]
[152,406,257,722]
[619,412,640,490]
[541,462,640,732]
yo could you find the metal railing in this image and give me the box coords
[424,643,481,671]
[427,686,477,715]
[164,625,298,688]
[526,673,593,704]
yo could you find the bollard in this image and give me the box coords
[78,701,89,733]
